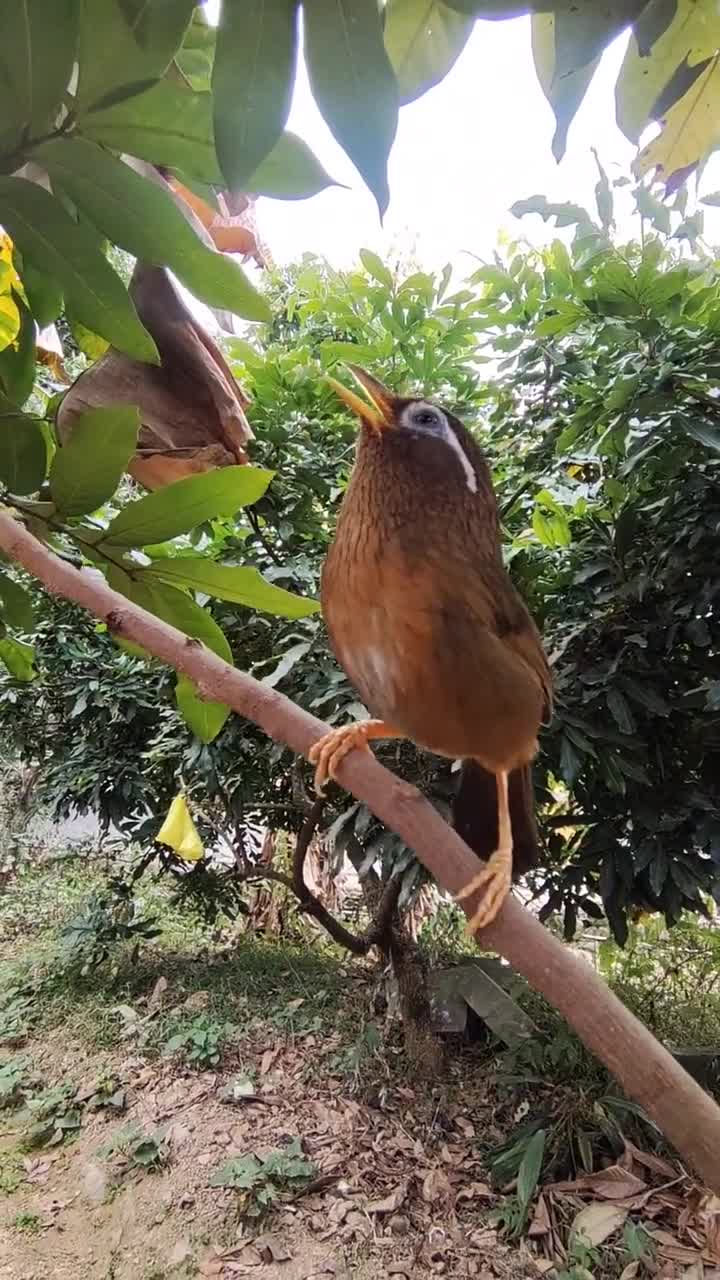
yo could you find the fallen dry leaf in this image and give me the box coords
[570,1200,629,1247]
[366,1182,407,1214]
[551,1164,646,1201]
[422,1167,455,1208]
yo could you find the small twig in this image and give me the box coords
[286,1172,341,1203]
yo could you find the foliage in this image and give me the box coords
[20,1083,82,1149]
[491,1127,545,1239]
[599,915,720,1046]
[0,1056,33,1110]
[163,1014,235,1068]
[99,1124,168,1174]
[209,1137,317,1218]
[59,880,162,975]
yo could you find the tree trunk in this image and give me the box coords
[346,837,442,1075]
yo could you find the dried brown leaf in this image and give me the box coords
[366,1182,407,1214]
[570,1201,628,1247]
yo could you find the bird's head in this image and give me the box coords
[327,364,484,497]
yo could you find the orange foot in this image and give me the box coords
[456,845,513,932]
[308,720,399,792]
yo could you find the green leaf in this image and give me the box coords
[531,13,601,162]
[0,299,36,406]
[517,1129,545,1212]
[304,0,399,216]
[213,0,299,189]
[0,177,158,364]
[0,636,36,682]
[680,419,720,453]
[20,261,64,329]
[360,249,393,290]
[384,0,474,105]
[247,132,340,199]
[142,558,319,618]
[75,0,195,111]
[49,406,139,516]
[616,0,720,144]
[80,82,222,185]
[510,194,592,229]
[176,9,216,91]
[104,466,273,548]
[0,399,47,494]
[107,569,232,742]
[0,0,79,145]
[0,573,35,632]
[606,688,635,735]
[36,137,271,323]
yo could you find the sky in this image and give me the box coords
[258,16,640,270]
[199,5,720,291]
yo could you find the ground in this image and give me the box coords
[1,857,719,1280]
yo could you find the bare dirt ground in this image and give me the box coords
[0,1016,534,1280]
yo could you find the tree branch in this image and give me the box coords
[2,510,720,1192]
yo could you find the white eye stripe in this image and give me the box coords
[400,401,477,493]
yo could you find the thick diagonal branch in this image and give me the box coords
[1,510,720,1193]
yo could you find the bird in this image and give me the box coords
[308,365,552,932]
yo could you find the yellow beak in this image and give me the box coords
[326,364,396,432]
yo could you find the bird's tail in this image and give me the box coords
[452,759,539,879]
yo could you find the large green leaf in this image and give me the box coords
[0,398,47,494]
[213,0,299,189]
[107,568,232,741]
[103,466,273,548]
[0,636,36,682]
[616,0,720,143]
[20,260,64,329]
[0,0,79,146]
[176,9,216,91]
[247,132,340,199]
[36,138,271,323]
[531,13,601,162]
[384,0,474,105]
[142,557,320,617]
[80,81,222,184]
[49,405,139,516]
[75,0,195,111]
[0,178,158,364]
[0,572,35,632]
[0,299,36,406]
[303,0,399,216]
[533,4,647,160]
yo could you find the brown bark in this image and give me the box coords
[2,510,720,1192]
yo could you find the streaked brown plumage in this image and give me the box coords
[309,366,552,930]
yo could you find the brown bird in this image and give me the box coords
[309,366,552,931]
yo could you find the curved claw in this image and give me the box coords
[456,851,513,932]
[308,724,373,793]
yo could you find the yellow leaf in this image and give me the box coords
[616,0,720,144]
[0,294,20,351]
[635,54,720,186]
[157,793,204,862]
[0,234,23,294]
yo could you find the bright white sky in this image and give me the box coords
[200,6,720,281]
[260,17,640,269]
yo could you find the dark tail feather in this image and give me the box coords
[452,759,539,879]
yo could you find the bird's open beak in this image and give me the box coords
[326,364,396,432]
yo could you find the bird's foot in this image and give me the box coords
[308,722,375,793]
[456,847,513,933]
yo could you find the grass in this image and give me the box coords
[0,856,359,1061]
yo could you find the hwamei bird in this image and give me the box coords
[308,366,552,932]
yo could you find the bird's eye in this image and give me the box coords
[411,408,440,429]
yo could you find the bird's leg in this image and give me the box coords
[308,720,404,793]
[456,769,513,931]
